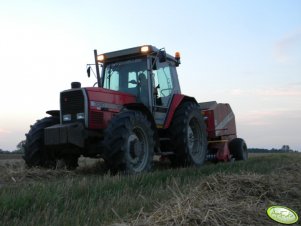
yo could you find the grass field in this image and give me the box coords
[0,153,300,225]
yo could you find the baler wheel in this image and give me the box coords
[169,102,208,167]
[23,117,59,168]
[229,138,248,160]
[103,110,154,174]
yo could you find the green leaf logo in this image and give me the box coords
[267,206,299,225]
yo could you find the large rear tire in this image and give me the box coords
[169,102,207,167]
[23,117,59,168]
[103,110,154,174]
[229,138,248,160]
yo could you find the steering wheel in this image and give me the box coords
[93,82,98,87]
[160,88,172,97]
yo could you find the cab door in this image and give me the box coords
[152,60,180,127]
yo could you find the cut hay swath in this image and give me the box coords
[125,164,301,226]
[0,154,300,226]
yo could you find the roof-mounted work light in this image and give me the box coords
[97,54,105,62]
[140,46,150,53]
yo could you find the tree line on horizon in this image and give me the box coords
[0,140,25,154]
[248,146,299,153]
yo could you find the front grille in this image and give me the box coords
[60,90,85,123]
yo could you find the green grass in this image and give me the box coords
[1,153,300,226]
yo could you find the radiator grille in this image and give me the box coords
[90,111,104,126]
[60,90,85,123]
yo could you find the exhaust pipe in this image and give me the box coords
[71,82,81,89]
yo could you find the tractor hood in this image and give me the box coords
[85,87,136,108]
[60,87,137,130]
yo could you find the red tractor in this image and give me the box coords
[23,45,247,173]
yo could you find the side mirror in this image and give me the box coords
[87,66,91,78]
[158,49,167,63]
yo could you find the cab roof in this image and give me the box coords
[97,45,176,63]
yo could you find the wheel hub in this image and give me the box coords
[187,118,203,162]
[188,126,195,150]
[126,127,148,172]
[128,134,142,163]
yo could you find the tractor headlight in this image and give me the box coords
[63,114,71,121]
[76,113,85,120]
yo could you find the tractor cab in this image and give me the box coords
[95,45,181,126]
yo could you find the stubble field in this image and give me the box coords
[0,153,300,225]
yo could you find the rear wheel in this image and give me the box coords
[170,102,207,167]
[229,138,248,160]
[103,110,154,174]
[23,117,59,168]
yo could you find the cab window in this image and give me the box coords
[103,58,147,94]
[153,62,174,106]
[102,58,149,105]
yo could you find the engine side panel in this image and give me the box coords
[86,87,136,129]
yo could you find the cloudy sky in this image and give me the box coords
[0,0,300,151]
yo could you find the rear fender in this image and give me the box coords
[163,95,197,129]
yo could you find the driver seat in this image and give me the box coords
[138,73,149,105]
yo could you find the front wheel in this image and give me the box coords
[103,110,154,174]
[23,117,59,168]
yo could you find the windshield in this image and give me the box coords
[102,58,148,97]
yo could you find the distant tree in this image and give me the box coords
[15,140,25,154]
[281,145,290,152]
[0,149,10,154]
[16,140,25,151]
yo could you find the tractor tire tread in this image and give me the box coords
[169,101,207,167]
[103,110,154,174]
[23,116,59,168]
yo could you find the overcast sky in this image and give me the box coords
[0,0,300,151]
